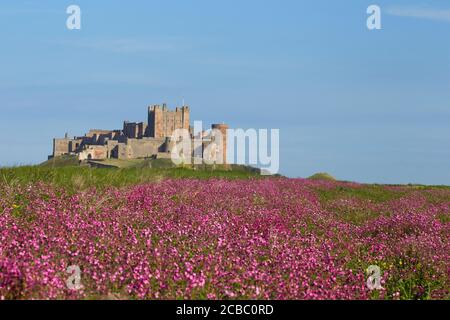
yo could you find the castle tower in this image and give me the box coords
[211,123,229,165]
[147,104,190,138]
[181,106,190,133]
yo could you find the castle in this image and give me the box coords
[51,104,229,163]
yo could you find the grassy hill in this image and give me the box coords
[40,155,80,168]
[5,158,448,194]
[308,172,336,181]
[1,156,262,192]
[90,158,175,169]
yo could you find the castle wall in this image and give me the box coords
[53,138,70,157]
[53,137,85,156]
[117,143,130,159]
[123,122,147,139]
[138,122,147,138]
[125,138,166,159]
[69,139,83,153]
[211,124,229,164]
[106,140,119,158]
[83,130,122,145]
[78,145,108,161]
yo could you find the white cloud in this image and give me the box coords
[386,6,450,22]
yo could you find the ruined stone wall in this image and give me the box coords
[78,145,108,161]
[138,122,147,138]
[123,122,137,138]
[123,122,148,139]
[82,130,122,145]
[85,129,113,138]
[53,137,86,156]
[106,140,119,158]
[117,143,130,160]
[69,139,84,153]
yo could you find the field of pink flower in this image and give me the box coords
[0,178,449,300]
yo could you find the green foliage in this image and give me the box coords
[308,172,336,181]
[39,155,80,168]
[0,165,260,193]
[317,184,407,203]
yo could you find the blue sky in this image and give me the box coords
[0,0,449,184]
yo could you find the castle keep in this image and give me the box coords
[51,104,228,163]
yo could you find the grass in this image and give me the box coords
[308,172,336,181]
[314,184,405,225]
[0,164,261,193]
[316,184,408,203]
[3,157,449,200]
[312,182,450,226]
[86,158,179,169]
[0,155,262,192]
[40,155,80,168]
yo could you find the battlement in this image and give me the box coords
[212,124,229,130]
[148,104,189,113]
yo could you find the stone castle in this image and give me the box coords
[51,104,228,163]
